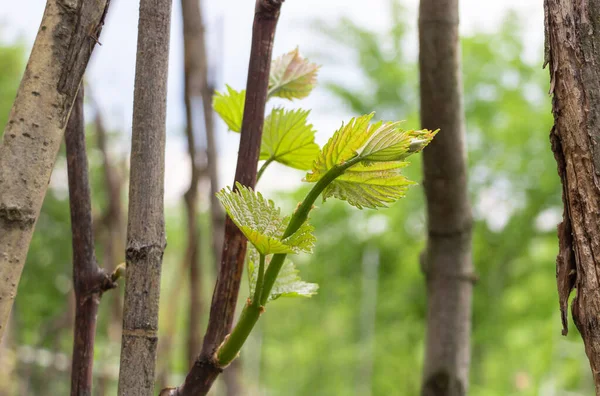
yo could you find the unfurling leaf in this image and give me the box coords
[247,247,318,302]
[260,108,320,170]
[269,48,320,100]
[305,113,376,183]
[357,121,411,162]
[305,114,436,209]
[213,85,245,132]
[216,182,315,255]
[358,123,438,163]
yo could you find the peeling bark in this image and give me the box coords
[117,0,172,394]
[419,0,473,394]
[545,0,600,392]
[0,0,111,343]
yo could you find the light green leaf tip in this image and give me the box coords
[213,85,245,132]
[260,108,320,171]
[247,247,318,302]
[216,182,316,255]
[268,48,320,100]
[305,113,376,183]
[305,113,437,209]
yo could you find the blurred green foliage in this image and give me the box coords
[0,4,594,396]
[0,39,22,132]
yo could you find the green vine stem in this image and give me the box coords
[253,253,266,308]
[215,155,363,366]
[256,158,273,183]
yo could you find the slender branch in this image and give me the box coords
[65,86,115,396]
[165,1,284,394]
[256,159,273,182]
[181,15,205,366]
[117,0,172,393]
[252,254,266,307]
[87,85,126,342]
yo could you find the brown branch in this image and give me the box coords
[0,0,111,343]
[419,0,473,394]
[180,0,243,391]
[163,1,284,394]
[181,0,206,366]
[116,0,172,393]
[87,85,126,341]
[65,86,116,396]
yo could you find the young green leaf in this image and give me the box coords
[247,247,318,302]
[260,108,320,170]
[305,114,436,209]
[213,85,245,132]
[268,48,320,100]
[358,123,438,164]
[216,182,315,255]
[305,113,376,183]
[322,162,415,209]
[357,121,411,162]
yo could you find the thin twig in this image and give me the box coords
[164,1,284,394]
[66,86,116,396]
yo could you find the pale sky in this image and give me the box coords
[0,0,543,204]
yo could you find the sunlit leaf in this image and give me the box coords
[269,48,320,100]
[305,114,435,209]
[305,113,376,182]
[322,162,415,209]
[216,182,315,255]
[260,108,320,170]
[247,247,318,302]
[359,123,438,163]
[213,85,245,132]
[357,121,410,162]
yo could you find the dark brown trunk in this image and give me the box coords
[545,0,600,392]
[162,1,283,394]
[66,87,115,396]
[419,0,473,395]
[117,0,172,393]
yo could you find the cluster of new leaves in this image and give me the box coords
[216,183,318,302]
[213,48,320,172]
[305,113,438,209]
[214,48,437,304]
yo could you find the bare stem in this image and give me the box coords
[117,0,172,393]
[66,87,115,396]
[256,158,273,182]
[166,1,284,395]
[252,254,266,307]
